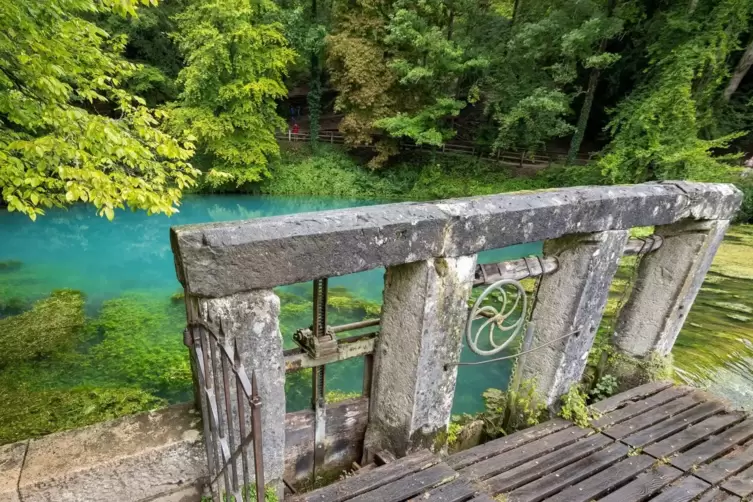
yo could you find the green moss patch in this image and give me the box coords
[710,225,753,280]
[0,289,85,367]
[605,352,674,393]
[0,291,189,444]
[0,385,163,444]
[83,293,192,400]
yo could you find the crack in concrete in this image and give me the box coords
[16,440,29,502]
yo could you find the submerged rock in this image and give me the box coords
[0,260,22,273]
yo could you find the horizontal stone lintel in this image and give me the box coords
[171,182,741,297]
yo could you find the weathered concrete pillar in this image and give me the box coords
[365,255,476,457]
[189,290,286,498]
[611,220,729,379]
[521,231,628,406]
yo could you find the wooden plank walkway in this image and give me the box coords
[290,382,753,502]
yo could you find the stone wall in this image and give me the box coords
[0,399,370,502]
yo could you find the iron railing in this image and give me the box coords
[186,316,266,502]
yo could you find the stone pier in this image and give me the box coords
[610,219,730,386]
[188,290,287,497]
[522,231,628,406]
[365,256,476,457]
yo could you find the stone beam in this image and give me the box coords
[171,183,740,297]
[521,231,628,406]
[365,256,476,456]
[613,219,730,358]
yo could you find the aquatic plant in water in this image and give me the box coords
[83,293,192,400]
[0,290,187,443]
[0,385,163,444]
[0,289,85,367]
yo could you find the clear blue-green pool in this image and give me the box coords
[0,195,541,443]
[1,196,750,446]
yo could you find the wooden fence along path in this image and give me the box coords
[275,130,593,168]
[291,382,753,502]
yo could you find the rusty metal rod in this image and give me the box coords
[250,371,265,502]
[474,235,664,285]
[331,318,380,333]
[234,342,252,500]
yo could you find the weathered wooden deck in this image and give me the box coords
[291,382,753,502]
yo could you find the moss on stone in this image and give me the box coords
[0,289,85,367]
[629,226,655,239]
[605,352,674,392]
[0,385,164,444]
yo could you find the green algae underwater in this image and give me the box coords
[0,197,751,445]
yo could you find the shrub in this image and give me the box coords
[736,178,753,223]
[258,144,556,201]
[558,385,593,428]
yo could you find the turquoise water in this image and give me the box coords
[0,195,541,426]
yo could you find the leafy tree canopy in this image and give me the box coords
[0,0,198,220]
[168,0,296,187]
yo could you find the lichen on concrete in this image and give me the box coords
[171,183,742,297]
[17,403,206,502]
[195,289,286,495]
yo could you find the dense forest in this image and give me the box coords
[2,0,753,221]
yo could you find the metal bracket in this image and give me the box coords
[293,327,339,359]
[293,277,339,360]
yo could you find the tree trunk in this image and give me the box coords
[724,40,753,102]
[307,0,321,144]
[567,0,616,166]
[447,9,455,41]
[567,68,600,166]
[512,0,521,25]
